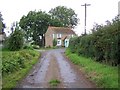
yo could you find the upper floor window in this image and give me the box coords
[57,34,62,38]
[53,34,55,39]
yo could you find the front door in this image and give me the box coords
[64,39,69,47]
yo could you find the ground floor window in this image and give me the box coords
[57,40,61,46]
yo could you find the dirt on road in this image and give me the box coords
[17,49,96,88]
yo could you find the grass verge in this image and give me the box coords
[2,49,40,89]
[65,49,118,88]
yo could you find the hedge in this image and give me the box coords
[68,16,119,66]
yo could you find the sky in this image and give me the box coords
[0,0,119,36]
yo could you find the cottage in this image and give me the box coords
[45,26,77,47]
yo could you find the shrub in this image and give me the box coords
[68,16,119,66]
[32,44,40,49]
[23,44,33,50]
[53,39,57,46]
[7,29,24,51]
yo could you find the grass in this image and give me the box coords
[65,49,118,88]
[49,79,60,87]
[1,49,40,89]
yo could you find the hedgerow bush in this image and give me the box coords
[69,16,119,66]
[23,44,33,50]
[53,39,57,46]
[7,28,24,51]
[2,50,38,75]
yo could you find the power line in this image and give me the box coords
[81,3,91,35]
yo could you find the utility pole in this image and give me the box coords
[81,3,91,35]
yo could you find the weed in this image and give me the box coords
[49,79,60,87]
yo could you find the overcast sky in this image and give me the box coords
[0,0,119,36]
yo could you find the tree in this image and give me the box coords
[7,26,24,51]
[19,10,63,47]
[0,20,2,32]
[53,39,57,46]
[49,6,79,28]
[0,12,5,33]
[19,11,49,46]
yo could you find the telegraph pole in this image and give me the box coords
[81,3,91,35]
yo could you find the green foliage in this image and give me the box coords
[23,44,33,50]
[19,11,49,46]
[19,7,78,46]
[2,49,40,88]
[0,12,5,32]
[3,37,9,49]
[68,37,80,53]
[0,20,2,32]
[49,79,60,87]
[68,16,119,66]
[19,10,64,47]
[7,28,24,51]
[32,44,40,49]
[53,39,57,46]
[49,6,78,28]
[2,50,30,75]
[65,49,118,88]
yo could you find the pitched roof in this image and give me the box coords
[47,26,76,35]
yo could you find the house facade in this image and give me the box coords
[45,26,77,47]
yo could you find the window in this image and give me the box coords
[53,34,55,39]
[60,34,62,38]
[57,40,61,46]
[57,34,62,38]
[57,41,60,44]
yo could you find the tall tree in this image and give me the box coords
[49,6,79,28]
[0,12,5,33]
[19,10,63,46]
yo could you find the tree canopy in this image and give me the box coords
[0,12,5,33]
[19,6,79,46]
[19,10,64,46]
[49,6,79,28]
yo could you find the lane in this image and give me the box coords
[18,51,51,88]
[53,49,95,88]
[17,49,95,88]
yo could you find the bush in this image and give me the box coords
[7,29,24,51]
[2,49,40,88]
[53,39,57,46]
[2,50,38,75]
[68,16,119,66]
[32,44,40,49]
[23,44,33,50]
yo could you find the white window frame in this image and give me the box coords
[57,34,62,38]
[57,40,62,46]
[53,34,55,39]
[59,34,62,38]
